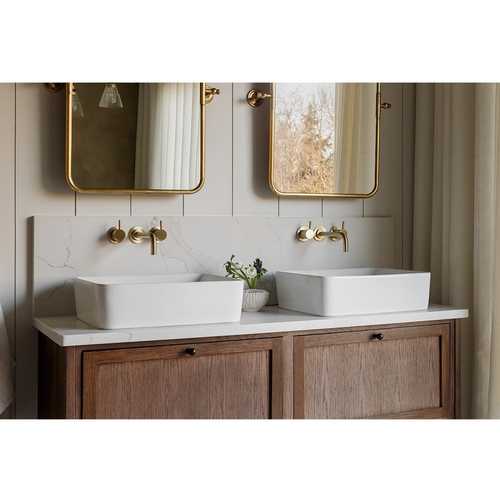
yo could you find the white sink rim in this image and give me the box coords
[74,273,244,330]
[275,267,431,317]
[276,267,426,278]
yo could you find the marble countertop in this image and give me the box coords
[34,305,469,347]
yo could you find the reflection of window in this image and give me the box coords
[274,83,336,193]
[273,83,377,195]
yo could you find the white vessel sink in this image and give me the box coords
[74,274,243,329]
[275,268,430,316]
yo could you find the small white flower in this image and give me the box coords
[243,265,257,278]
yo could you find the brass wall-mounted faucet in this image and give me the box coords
[296,221,349,252]
[314,222,349,252]
[128,221,168,256]
[107,220,126,245]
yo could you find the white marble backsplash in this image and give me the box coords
[33,215,395,317]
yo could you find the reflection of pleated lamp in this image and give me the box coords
[99,83,123,109]
[72,87,84,118]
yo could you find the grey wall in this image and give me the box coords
[0,83,415,418]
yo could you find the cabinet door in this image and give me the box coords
[294,323,453,419]
[82,338,284,419]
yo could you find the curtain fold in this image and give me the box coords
[413,83,500,418]
[334,83,377,193]
[134,83,200,190]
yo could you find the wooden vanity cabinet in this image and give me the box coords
[38,320,457,419]
[38,335,286,419]
[82,338,285,419]
[293,323,454,419]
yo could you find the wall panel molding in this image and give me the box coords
[14,84,75,417]
[0,84,16,418]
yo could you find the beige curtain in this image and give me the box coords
[135,83,201,190]
[413,83,500,418]
[334,83,377,193]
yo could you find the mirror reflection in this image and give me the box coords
[69,83,204,193]
[270,83,379,197]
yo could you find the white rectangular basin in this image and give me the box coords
[74,274,243,329]
[275,268,430,316]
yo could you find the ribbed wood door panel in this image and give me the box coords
[82,338,283,419]
[294,324,452,419]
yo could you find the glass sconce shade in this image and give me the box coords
[99,83,124,109]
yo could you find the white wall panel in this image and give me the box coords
[278,197,323,217]
[15,84,75,417]
[233,83,278,216]
[184,83,233,215]
[131,193,183,216]
[322,198,363,219]
[76,193,131,216]
[0,84,16,418]
[364,83,404,267]
[401,84,416,268]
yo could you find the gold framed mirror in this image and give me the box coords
[268,83,384,198]
[66,83,208,194]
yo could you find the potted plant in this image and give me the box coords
[224,255,269,312]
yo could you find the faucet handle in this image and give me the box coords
[149,220,168,256]
[151,220,167,241]
[296,221,316,242]
[107,220,126,244]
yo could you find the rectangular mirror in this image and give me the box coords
[66,83,205,194]
[269,83,381,198]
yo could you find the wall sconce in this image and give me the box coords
[99,83,123,109]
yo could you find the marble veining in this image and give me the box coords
[34,305,469,347]
[33,215,395,317]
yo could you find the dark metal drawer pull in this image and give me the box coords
[371,333,384,341]
[185,347,196,356]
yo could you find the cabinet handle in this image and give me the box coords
[370,333,384,341]
[185,347,196,356]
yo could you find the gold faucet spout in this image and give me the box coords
[335,226,349,252]
[128,221,167,256]
[314,222,349,252]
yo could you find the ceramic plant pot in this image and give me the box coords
[242,289,270,312]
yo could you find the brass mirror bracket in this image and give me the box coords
[247,89,272,108]
[107,220,126,244]
[204,86,220,104]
